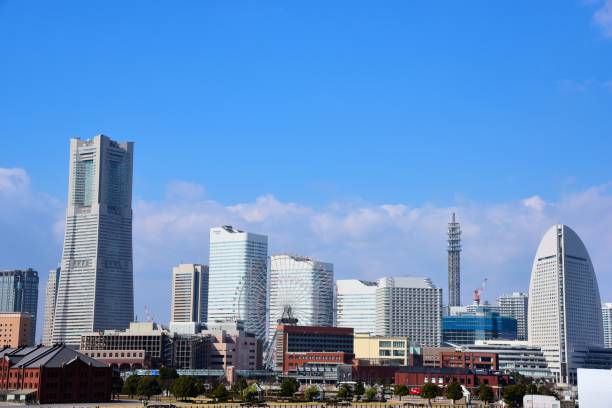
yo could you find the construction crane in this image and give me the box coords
[473,278,488,305]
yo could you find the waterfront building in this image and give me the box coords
[268,254,333,343]
[171,264,208,323]
[375,277,443,347]
[0,269,39,345]
[52,135,134,346]
[442,305,517,345]
[447,213,462,307]
[498,292,529,341]
[208,226,267,340]
[335,279,378,334]
[42,267,60,346]
[528,224,604,385]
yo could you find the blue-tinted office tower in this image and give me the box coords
[442,305,517,346]
[0,269,39,344]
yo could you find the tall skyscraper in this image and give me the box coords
[268,254,334,342]
[171,263,209,323]
[42,267,60,345]
[208,226,267,340]
[52,135,134,346]
[602,303,612,348]
[335,279,378,334]
[375,277,443,347]
[528,224,604,385]
[448,212,461,307]
[0,269,39,345]
[498,292,529,341]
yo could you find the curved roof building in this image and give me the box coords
[528,224,604,385]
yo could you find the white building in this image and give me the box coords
[208,226,267,341]
[268,254,333,342]
[42,267,60,346]
[171,263,208,324]
[528,224,604,385]
[498,292,529,341]
[375,277,442,347]
[52,135,134,346]
[602,303,612,348]
[336,279,378,334]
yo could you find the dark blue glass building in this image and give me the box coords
[443,307,517,345]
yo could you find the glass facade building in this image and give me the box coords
[0,269,39,344]
[442,310,517,346]
[498,292,529,341]
[208,226,267,341]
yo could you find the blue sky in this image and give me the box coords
[1,1,612,336]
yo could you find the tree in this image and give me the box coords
[445,382,463,405]
[112,376,124,399]
[137,376,162,399]
[502,384,526,408]
[242,384,260,402]
[171,376,198,401]
[337,384,351,400]
[305,385,320,401]
[231,377,249,399]
[122,375,140,398]
[159,367,179,395]
[211,383,230,402]
[354,381,365,399]
[420,383,440,408]
[364,387,378,402]
[526,383,538,395]
[279,377,299,398]
[394,385,409,401]
[478,384,495,404]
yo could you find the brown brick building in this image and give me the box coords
[439,351,498,370]
[0,345,112,404]
[0,313,34,348]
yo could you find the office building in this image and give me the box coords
[268,254,333,343]
[528,224,604,385]
[442,305,517,345]
[602,303,612,348]
[498,292,528,341]
[42,267,60,346]
[275,324,354,373]
[375,277,443,347]
[353,333,410,365]
[335,279,378,334]
[439,350,498,370]
[208,226,267,340]
[447,213,462,307]
[52,136,134,346]
[171,263,208,323]
[0,345,112,404]
[0,269,39,345]
[204,321,262,370]
[0,313,34,347]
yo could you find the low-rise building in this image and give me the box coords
[0,313,34,347]
[410,346,455,367]
[275,324,354,374]
[0,345,112,404]
[439,350,498,370]
[353,333,410,365]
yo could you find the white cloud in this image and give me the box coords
[595,0,612,38]
[3,167,612,332]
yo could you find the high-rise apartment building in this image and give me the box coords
[42,267,60,345]
[335,279,378,334]
[52,135,134,346]
[208,226,267,340]
[375,277,443,347]
[0,269,39,344]
[448,213,462,307]
[171,264,208,324]
[268,254,333,343]
[602,303,612,348]
[498,292,529,341]
[528,224,604,385]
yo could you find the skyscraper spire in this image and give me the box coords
[447,212,462,307]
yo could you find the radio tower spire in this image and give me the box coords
[448,212,462,307]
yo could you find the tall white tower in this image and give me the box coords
[448,213,462,307]
[268,254,334,342]
[528,224,603,385]
[208,226,267,340]
[52,135,134,346]
[171,264,209,323]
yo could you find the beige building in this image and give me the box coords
[354,333,410,365]
[0,313,34,347]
